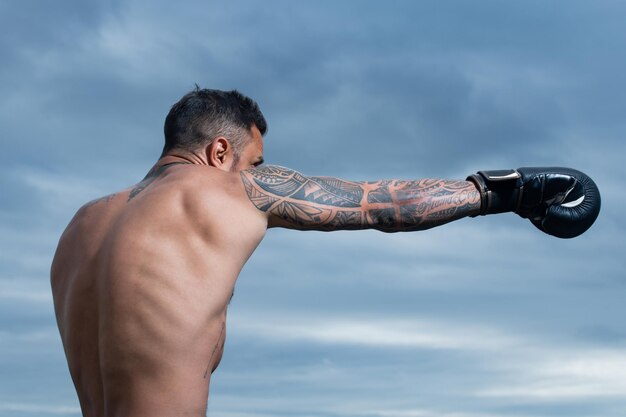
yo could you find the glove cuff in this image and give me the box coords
[466,169,522,216]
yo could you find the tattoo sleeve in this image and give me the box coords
[241,165,481,232]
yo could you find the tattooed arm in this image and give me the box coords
[240,165,481,232]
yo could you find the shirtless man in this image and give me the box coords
[51,88,600,417]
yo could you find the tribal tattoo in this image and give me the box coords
[241,165,481,232]
[83,193,117,209]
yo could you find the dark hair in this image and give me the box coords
[162,87,267,157]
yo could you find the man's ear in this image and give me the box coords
[207,138,231,168]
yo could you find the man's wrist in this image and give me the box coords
[466,170,522,216]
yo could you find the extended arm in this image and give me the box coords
[240,165,481,232]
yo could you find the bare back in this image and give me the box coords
[51,164,267,417]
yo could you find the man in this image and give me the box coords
[51,88,600,417]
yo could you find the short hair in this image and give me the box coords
[162,87,267,157]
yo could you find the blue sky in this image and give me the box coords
[1,1,625,416]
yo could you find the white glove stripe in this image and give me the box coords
[561,195,585,208]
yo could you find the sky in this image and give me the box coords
[1,1,625,416]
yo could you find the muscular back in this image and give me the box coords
[51,164,266,417]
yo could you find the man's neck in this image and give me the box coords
[157,151,207,166]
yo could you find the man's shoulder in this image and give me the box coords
[174,166,248,201]
[123,165,244,207]
[161,166,266,219]
[68,165,264,233]
[168,167,268,236]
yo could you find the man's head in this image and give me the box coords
[162,87,267,171]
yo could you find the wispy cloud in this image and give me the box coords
[0,328,59,343]
[0,287,51,303]
[477,349,626,401]
[0,403,80,415]
[230,312,626,403]
[234,315,517,352]
[216,404,534,417]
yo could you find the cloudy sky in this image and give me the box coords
[1,1,625,416]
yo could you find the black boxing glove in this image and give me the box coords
[467,167,601,239]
